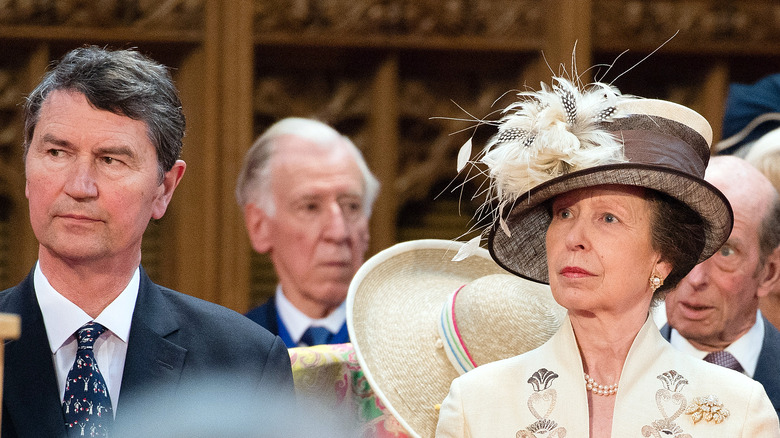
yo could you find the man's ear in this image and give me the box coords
[244,203,273,253]
[757,246,780,298]
[152,160,186,220]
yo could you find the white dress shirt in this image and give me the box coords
[670,310,765,377]
[35,262,139,415]
[275,286,346,345]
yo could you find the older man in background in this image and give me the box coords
[236,118,379,347]
[662,155,780,415]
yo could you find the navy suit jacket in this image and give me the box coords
[0,268,295,438]
[661,318,780,416]
[246,295,280,336]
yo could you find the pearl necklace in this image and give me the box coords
[584,373,618,396]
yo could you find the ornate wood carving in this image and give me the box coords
[593,1,780,53]
[252,68,519,212]
[0,0,204,29]
[254,0,545,40]
[0,65,23,291]
[0,67,24,204]
[253,73,372,146]
[395,77,517,206]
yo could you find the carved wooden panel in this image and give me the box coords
[593,0,780,54]
[0,220,8,288]
[0,0,205,29]
[0,60,26,290]
[253,73,372,141]
[254,0,544,37]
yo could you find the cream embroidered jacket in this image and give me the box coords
[436,315,780,437]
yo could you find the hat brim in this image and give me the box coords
[346,240,508,438]
[489,163,734,283]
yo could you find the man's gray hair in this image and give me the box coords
[235,117,380,217]
[23,45,185,181]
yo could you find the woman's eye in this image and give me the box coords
[604,213,618,223]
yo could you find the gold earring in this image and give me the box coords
[649,274,664,292]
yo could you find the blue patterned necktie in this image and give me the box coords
[62,322,113,437]
[300,326,333,346]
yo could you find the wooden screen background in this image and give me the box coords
[1,0,779,312]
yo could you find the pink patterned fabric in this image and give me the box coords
[289,343,410,437]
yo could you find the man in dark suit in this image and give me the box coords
[235,118,379,347]
[663,155,780,415]
[0,46,294,438]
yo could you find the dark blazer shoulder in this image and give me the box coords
[754,317,780,415]
[155,284,284,359]
[118,270,295,429]
[129,270,289,371]
[245,295,279,336]
[0,269,67,438]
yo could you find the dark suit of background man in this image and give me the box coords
[662,155,780,415]
[0,46,294,438]
[236,117,380,347]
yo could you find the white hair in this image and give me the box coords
[235,117,380,217]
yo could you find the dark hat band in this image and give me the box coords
[608,114,710,175]
[618,129,707,178]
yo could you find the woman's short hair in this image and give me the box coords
[648,189,706,301]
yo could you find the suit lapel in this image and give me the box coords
[659,323,672,341]
[754,317,780,414]
[2,273,67,437]
[115,269,186,424]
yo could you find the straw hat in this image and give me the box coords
[474,79,733,283]
[347,239,566,438]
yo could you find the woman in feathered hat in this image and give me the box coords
[435,78,780,437]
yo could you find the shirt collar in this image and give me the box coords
[669,310,764,377]
[275,285,346,343]
[35,262,140,354]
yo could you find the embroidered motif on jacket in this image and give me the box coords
[517,368,567,438]
[641,370,692,438]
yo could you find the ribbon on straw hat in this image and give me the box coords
[347,239,566,438]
